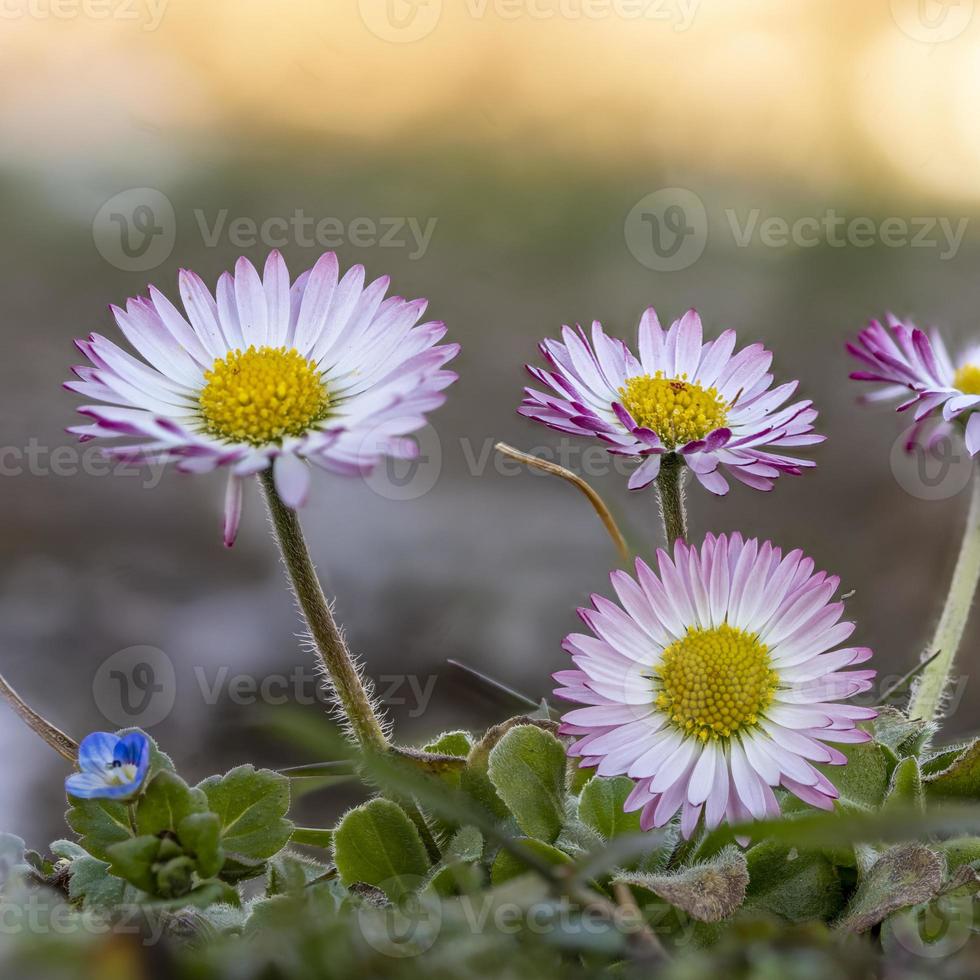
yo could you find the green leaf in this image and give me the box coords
[616,845,749,923]
[333,798,431,901]
[422,731,473,757]
[267,852,330,896]
[924,739,980,800]
[106,835,161,893]
[939,837,980,874]
[49,840,87,862]
[577,776,642,839]
[817,740,889,811]
[136,771,208,837]
[178,811,224,879]
[836,843,946,933]
[446,826,483,863]
[872,707,934,758]
[67,854,131,910]
[66,797,134,863]
[289,827,333,850]
[146,879,239,910]
[883,757,924,812]
[745,841,843,922]
[490,838,572,885]
[487,725,567,843]
[569,763,595,796]
[198,765,293,862]
[155,855,196,898]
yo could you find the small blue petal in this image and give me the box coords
[65,772,110,799]
[114,732,148,766]
[77,732,119,774]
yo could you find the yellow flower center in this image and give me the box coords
[954,363,980,396]
[199,346,330,445]
[618,372,728,448]
[655,624,779,740]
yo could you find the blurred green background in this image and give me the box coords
[2,0,980,844]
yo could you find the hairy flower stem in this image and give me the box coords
[910,462,980,721]
[259,472,389,754]
[0,670,77,762]
[655,455,688,550]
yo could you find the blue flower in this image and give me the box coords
[65,731,150,801]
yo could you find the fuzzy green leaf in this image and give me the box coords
[487,725,567,843]
[290,827,333,849]
[423,731,473,757]
[577,776,642,839]
[197,765,293,862]
[884,756,924,812]
[333,798,431,901]
[836,843,945,933]
[924,739,980,800]
[872,707,933,758]
[136,771,208,837]
[67,854,131,910]
[939,837,980,874]
[446,826,484,863]
[105,835,161,893]
[817,740,889,811]
[66,797,134,863]
[745,841,843,922]
[616,845,749,923]
[178,811,224,880]
[490,838,572,885]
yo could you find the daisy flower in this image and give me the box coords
[848,314,980,455]
[519,309,821,494]
[555,534,876,837]
[65,731,150,801]
[66,251,459,545]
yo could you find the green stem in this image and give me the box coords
[655,455,688,550]
[910,463,980,721]
[259,471,389,753]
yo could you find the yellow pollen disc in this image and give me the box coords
[655,623,779,741]
[618,372,728,448]
[954,363,980,396]
[200,346,329,445]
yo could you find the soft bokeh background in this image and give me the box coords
[3,0,980,842]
